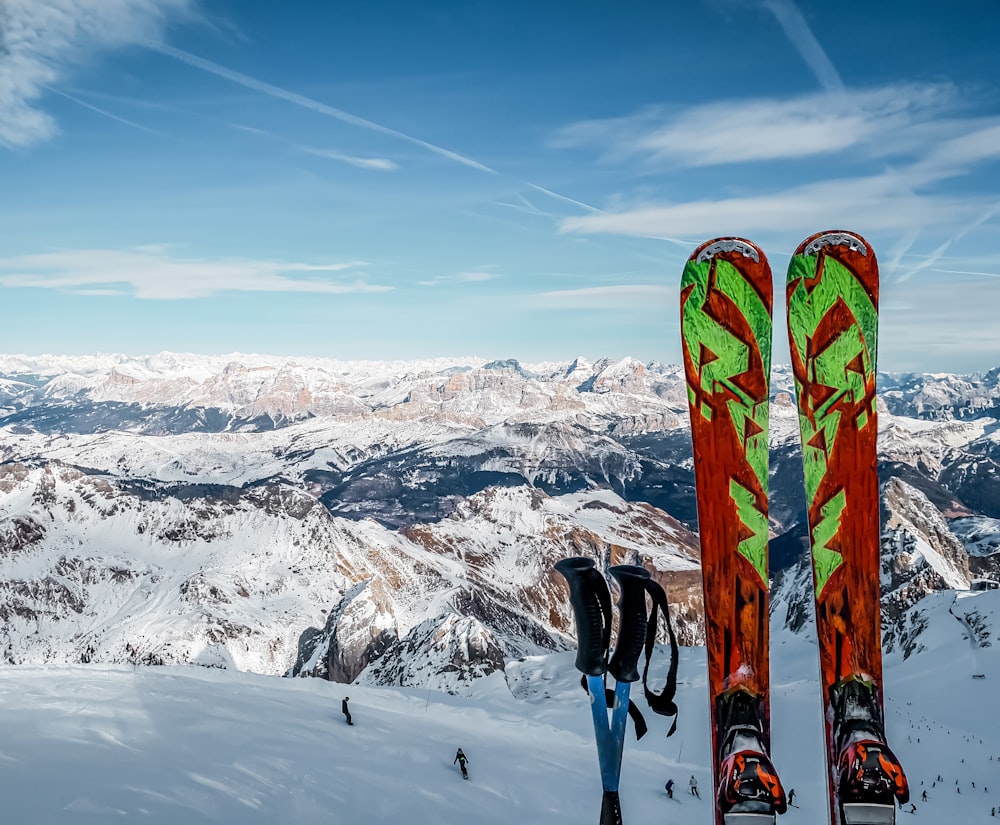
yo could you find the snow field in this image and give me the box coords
[5,592,1000,825]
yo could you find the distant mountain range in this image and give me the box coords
[1,352,998,693]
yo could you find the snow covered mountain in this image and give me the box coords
[2,352,1000,692]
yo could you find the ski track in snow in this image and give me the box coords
[4,591,1000,824]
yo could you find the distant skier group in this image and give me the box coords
[340,695,469,780]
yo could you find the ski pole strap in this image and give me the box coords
[641,578,679,736]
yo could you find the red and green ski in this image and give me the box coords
[786,231,909,825]
[681,238,787,825]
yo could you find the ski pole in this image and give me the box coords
[607,565,651,788]
[555,557,617,823]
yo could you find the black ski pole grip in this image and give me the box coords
[555,557,611,676]
[608,565,650,683]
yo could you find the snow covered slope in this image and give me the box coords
[3,588,1000,825]
[0,459,700,684]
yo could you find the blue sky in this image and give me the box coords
[2,0,1000,371]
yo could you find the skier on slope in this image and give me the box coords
[664,778,674,799]
[689,775,700,798]
[454,748,469,779]
[342,696,352,725]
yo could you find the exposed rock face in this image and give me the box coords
[0,461,351,672]
[359,614,506,695]
[949,516,1000,583]
[290,578,399,682]
[880,478,971,651]
[882,479,970,584]
[0,458,700,690]
[402,485,704,649]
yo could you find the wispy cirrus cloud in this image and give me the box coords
[554,1,1000,256]
[297,145,398,171]
[556,84,1000,242]
[0,0,194,149]
[896,203,1000,282]
[0,248,389,299]
[554,84,955,168]
[560,173,970,239]
[531,284,674,309]
[418,271,498,288]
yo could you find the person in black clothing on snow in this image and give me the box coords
[342,696,352,725]
[454,748,469,779]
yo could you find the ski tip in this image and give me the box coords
[793,230,871,258]
[682,237,772,304]
[689,237,766,266]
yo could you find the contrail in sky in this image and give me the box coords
[43,85,166,137]
[898,203,1000,282]
[149,43,617,226]
[760,0,845,93]
[149,42,497,174]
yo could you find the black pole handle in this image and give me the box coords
[555,557,612,676]
[607,565,650,683]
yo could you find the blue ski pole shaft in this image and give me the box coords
[609,679,632,788]
[586,676,630,825]
[586,674,616,789]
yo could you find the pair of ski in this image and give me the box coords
[554,558,679,825]
[680,232,910,825]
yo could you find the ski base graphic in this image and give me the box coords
[680,238,785,825]
[786,230,909,825]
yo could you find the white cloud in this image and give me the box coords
[298,146,398,171]
[908,124,1000,184]
[0,248,390,299]
[559,172,976,239]
[531,284,674,310]
[418,271,498,287]
[558,92,1000,243]
[0,0,193,149]
[554,85,954,168]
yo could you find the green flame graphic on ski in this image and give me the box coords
[786,241,877,597]
[681,255,770,581]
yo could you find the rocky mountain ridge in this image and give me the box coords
[1,353,999,694]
